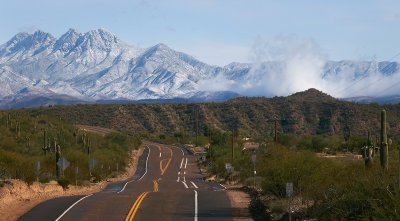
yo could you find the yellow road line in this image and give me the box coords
[159,159,165,173]
[153,180,159,192]
[125,192,145,221]
[160,158,172,175]
[159,146,173,175]
[130,192,149,220]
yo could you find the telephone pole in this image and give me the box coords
[231,129,234,162]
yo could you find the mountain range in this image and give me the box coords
[0,28,399,108]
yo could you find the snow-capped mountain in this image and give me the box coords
[0,29,226,105]
[0,28,400,108]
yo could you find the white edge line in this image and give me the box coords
[219,183,227,190]
[183,176,186,182]
[118,146,150,194]
[138,146,150,181]
[182,181,189,188]
[184,158,188,169]
[177,176,180,182]
[180,158,184,169]
[117,180,134,194]
[55,194,93,221]
[190,181,198,189]
[194,190,198,221]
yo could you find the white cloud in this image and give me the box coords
[197,36,400,98]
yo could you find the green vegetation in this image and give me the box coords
[193,124,400,220]
[0,110,141,188]
[23,89,400,141]
[1,89,400,219]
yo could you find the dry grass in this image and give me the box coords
[0,147,143,221]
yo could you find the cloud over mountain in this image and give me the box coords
[0,29,399,108]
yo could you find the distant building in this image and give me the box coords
[243,142,260,150]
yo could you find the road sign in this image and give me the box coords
[286,182,293,198]
[225,163,234,173]
[57,157,70,171]
[89,158,97,170]
[35,160,40,172]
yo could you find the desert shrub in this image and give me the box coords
[57,178,70,190]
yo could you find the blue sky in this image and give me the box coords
[0,0,399,66]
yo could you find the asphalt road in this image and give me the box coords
[18,142,234,221]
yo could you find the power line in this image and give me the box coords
[375,78,400,97]
[336,52,400,97]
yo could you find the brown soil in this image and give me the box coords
[77,125,116,136]
[0,147,143,221]
[226,188,252,221]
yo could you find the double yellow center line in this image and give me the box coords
[125,192,149,221]
[125,144,172,221]
[160,158,172,175]
[125,180,160,220]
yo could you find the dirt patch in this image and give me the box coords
[226,189,252,221]
[77,125,116,136]
[0,147,144,221]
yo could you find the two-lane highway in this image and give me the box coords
[19,142,233,221]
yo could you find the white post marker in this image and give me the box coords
[55,194,93,221]
[194,190,198,221]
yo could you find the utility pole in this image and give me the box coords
[231,129,234,162]
[208,123,212,159]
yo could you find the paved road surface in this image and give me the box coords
[19,142,234,221]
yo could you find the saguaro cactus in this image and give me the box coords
[362,131,375,167]
[6,113,10,129]
[42,129,49,155]
[55,144,61,178]
[380,110,389,170]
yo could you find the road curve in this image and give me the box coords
[18,143,233,221]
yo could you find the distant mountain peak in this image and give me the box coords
[1,28,400,109]
[0,30,54,56]
[153,43,169,49]
[85,28,119,43]
[54,28,81,52]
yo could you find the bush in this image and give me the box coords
[57,178,70,190]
